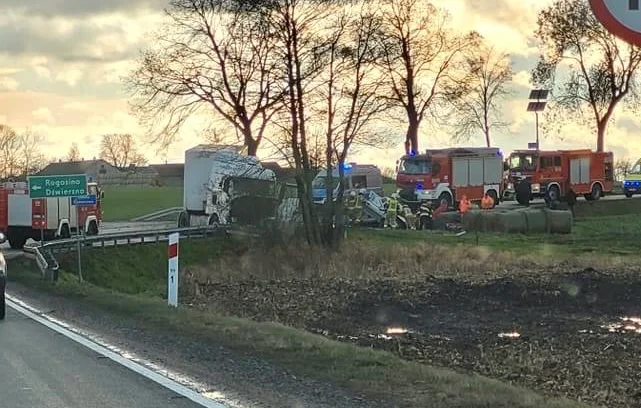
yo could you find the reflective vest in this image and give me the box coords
[481,195,494,209]
[388,197,398,212]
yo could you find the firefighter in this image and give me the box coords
[385,193,399,228]
[459,195,471,215]
[347,190,363,223]
[567,188,577,222]
[481,193,494,210]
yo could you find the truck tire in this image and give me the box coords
[60,224,71,239]
[0,276,6,320]
[438,192,453,209]
[591,183,603,200]
[516,180,531,207]
[178,211,190,228]
[87,221,99,236]
[625,189,634,198]
[8,235,26,250]
[487,190,498,208]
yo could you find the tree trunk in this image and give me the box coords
[597,120,607,152]
[246,136,259,156]
[406,117,419,155]
[485,129,491,148]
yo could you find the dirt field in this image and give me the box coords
[189,264,641,408]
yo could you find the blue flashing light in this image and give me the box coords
[416,183,423,190]
[624,180,641,188]
[342,162,353,171]
[497,149,504,157]
[410,149,417,157]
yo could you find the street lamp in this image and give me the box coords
[526,89,549,150]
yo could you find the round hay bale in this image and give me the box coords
[498,211,528,233]
[543,209,572,234]
[522,210,548,233]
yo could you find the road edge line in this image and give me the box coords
[6,296,226,408]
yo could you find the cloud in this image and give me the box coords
[0,0,169,18]
[32,107,55,124]
[0,76,19,91]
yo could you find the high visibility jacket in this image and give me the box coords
[481,195,494,209]
[387,197,398,213]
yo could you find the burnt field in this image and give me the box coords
[189,265,641,408]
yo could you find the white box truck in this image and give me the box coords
[178,145,277,227]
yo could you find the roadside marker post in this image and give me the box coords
[168,232,179,307]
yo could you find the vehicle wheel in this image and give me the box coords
[87,221,99,236]
[177,211,190,228]
[590,183,603,201]
[515,180,531,207]
[545,185,561,204]
[60,225,71,239]
[0,276,5,320]
[487,190,499,208]
[438,192,453,209]
[625,189,633,198]
[8,235,27,250]
[208,214,220,227]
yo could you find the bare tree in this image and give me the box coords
[99,134,148,169]
[317,5,391,245]
[377,0,480,155]
[452,46,513,147]
[615,158,633,181]
[18,128,47,175]
[67,143,81,162]
[128,0,284,156]
[260,0,336,245]
[533,0,641,152]
[0,125,21,178]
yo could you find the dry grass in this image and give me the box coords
[182,239,640,293]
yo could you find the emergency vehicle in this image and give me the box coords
[0,181,103,249]
[623,158,641,198]
[396,147,504,209]
[506,149,614,204]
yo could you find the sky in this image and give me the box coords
[0,0,639,168]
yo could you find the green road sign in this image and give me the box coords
[27,174,88,199]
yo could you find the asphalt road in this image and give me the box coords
[0,307,204,408]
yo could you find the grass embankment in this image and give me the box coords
[10,236,586,408]
[101,187,183,222]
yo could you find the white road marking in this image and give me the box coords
[6,296,229,408]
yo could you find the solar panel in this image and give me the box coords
[528,89,549,100]
[526,101,547,112]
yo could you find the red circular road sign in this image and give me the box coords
[589,0,641,46]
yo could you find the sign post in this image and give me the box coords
[71,195,97,283]
[589,0,641,46]
[168,232,179,307]
[28,174,89,282]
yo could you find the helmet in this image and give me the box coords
[359,188,367,195]
[391,192,399,199]
[349,190,357,197]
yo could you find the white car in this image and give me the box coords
[0,232,7,320]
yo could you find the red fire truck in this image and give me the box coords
[0,181,104,249]
[506,149,614,205]
[396,147,505,209]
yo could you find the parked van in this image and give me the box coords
[312,163,383,204]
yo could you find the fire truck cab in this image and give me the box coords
[507,149,614,204]
[396,147,504,209]
[0,181,103,249]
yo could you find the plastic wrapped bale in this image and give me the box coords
[542,209,572,234]
[462,209,572,234]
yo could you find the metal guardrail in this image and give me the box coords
[23,225,230,279]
